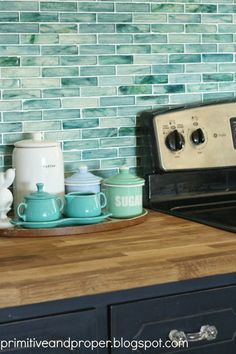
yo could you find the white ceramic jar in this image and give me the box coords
[65,165,102,194]
[12,133,65,211]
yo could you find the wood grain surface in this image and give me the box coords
[0,210,236,309]
[0,211,148,237]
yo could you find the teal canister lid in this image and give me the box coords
[25,183,56,200]
[103,166,145,187]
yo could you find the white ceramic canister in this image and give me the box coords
[103,165,145,218]
[65,165,102,193]
[12,133,65,211]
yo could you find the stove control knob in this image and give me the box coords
[191,128,205,145]
[165,130,185,152]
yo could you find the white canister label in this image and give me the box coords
[115,195,142,207]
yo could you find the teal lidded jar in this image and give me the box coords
[103,166,145,218]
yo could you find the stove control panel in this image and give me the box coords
[153,102,236,170]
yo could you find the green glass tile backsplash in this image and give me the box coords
[0,0,236,174]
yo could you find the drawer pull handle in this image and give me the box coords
[169,325,218,344]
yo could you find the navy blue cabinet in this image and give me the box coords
[0,309,99,353]
[1,277,236,353]
[110,286,236,353]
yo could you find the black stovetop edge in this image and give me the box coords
[150,206,236,234]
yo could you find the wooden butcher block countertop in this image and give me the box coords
[0,210,236,309]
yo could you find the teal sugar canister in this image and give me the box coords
[103,166,145,218]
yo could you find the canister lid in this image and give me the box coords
[25,183,56,200]
[14,132,59,148]
[103,165,145,186]
[65,165,102,186]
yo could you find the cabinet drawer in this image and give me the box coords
[110,286,236,353]
[0,309,98,353]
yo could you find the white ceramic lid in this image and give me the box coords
[65,165,102,185]
[14,132,59,148]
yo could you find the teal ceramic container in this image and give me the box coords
[17,183,64,222]
[103,166,145,218]
[64,192,107,218]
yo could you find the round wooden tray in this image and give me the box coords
[0,210,148,237]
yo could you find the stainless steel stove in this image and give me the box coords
[140,101,236,233]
